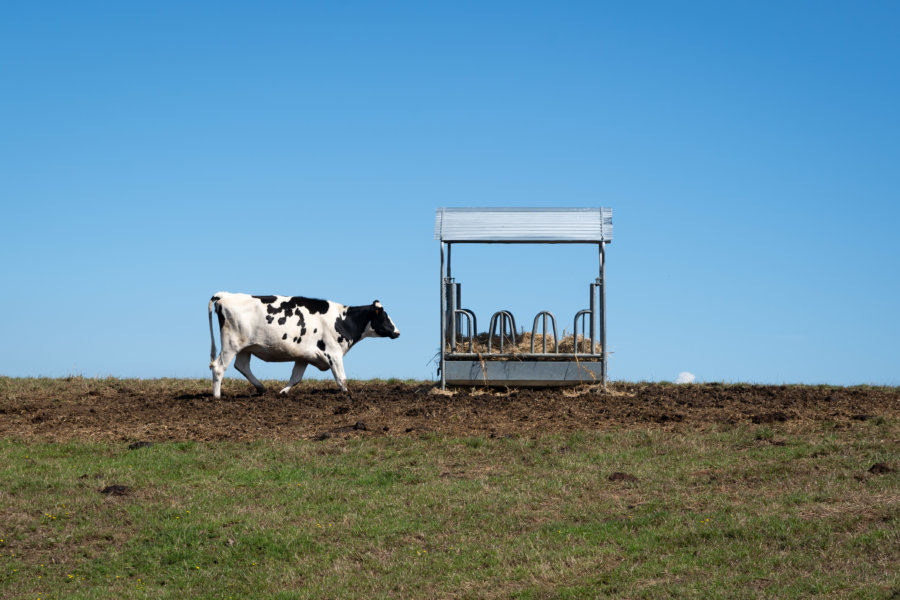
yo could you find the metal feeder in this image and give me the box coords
[436,207,613,388]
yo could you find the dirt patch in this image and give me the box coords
[751,411,790,424]
[608,472,640,482]
[0,379,898,443]
[869,463,895,475]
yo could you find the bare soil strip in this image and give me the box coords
[2,378,897,442]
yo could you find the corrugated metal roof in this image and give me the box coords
[434,207,613,242]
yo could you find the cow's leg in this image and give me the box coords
[234,350,266,394]
[327,354,350,395]
[210,347,237,399]
[279,362,308,395]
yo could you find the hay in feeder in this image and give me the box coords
[448,331,602,357]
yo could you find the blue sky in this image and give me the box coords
[2,2,898,385]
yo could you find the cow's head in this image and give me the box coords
[370,300,400,339]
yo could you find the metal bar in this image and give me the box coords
[450,308,475,354]
[600,242,607,390]
[530,311,559,353]
[550,313,558,352]
[488,312,497,353]
[488,310,517,353]
[503,311,517,350]
[446,243,453,342]
[590,282,596,355]
[444,360,605,386]
[448,353,602,359]
[436,240,603,245]
[453,309,476,352]
[508,312,517,343]
[449,280,457,352]
[543,313,547,353]
[573,309,591,353]
[454,282,462,339]
[440,242,446,389]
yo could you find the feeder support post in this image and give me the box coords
[599,241,608,390]
[440,242,447,389]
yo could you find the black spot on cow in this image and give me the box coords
[257,297,330,327]
[213,302,225,330]
[259,296,288,316]
[334,308,369,347]
[317,340,326,351]
[295,297,331,315]
[313,328,317,334]
[325,353,333,366]
[282,333,287,340]
[266,315,274,324]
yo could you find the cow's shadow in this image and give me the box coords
[174,393,207,400]
[174,391,267,401]
[176,388,351,401]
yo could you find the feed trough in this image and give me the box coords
[436,207,613,388]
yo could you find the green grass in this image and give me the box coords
[1,423,898,599]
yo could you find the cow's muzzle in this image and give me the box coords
[390,331,400,339]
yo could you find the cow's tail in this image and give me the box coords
[208,295,220,367]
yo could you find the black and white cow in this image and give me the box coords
[208,292,399,398]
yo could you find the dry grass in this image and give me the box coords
[449,331,602,356]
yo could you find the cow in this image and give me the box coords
[208,292,399,398]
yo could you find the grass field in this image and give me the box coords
[0,379,898,598]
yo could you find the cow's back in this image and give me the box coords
[213,292,346,364]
